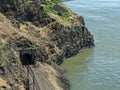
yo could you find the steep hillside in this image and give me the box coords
[0,0,94,90]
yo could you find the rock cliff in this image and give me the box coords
[0,0,94,90]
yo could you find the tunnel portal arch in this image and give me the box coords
[20,50,35,65]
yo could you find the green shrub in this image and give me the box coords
[44,1,71,19]
[44,1,54,12]
[61,11,71,18]
[22,37,36,50]
[51,0,59,3]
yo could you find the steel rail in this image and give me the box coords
[29,66,41,90]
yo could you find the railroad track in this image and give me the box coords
[25,62,55,90]
[28,66,41,90]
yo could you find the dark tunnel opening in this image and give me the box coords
[22,53,35,65]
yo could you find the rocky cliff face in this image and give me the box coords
[0,0,94,90]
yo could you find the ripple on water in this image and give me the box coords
[61,0,120,90]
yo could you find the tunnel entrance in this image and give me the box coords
[20,50,35,65]
[22,53,34,65]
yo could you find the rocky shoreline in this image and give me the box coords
[0,0,94,90]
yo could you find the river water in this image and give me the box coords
[61,0,120,90]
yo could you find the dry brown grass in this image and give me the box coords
[0,13,51,46]
[0,13,23,43]
[48,12,72,26]
[0,78,10,89]
[40,63,63,90]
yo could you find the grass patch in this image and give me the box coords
[21,37,36,50]
[51,0,59,3]
[60,11,71,18]
[43,1,55,13]
[43,1,71,19]
[23,45,36,50]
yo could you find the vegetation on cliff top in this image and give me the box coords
[44,0,71,18]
